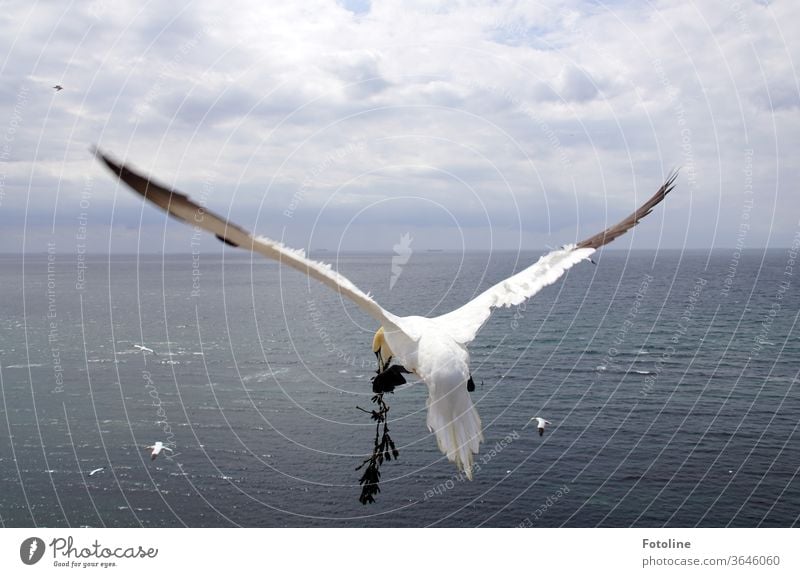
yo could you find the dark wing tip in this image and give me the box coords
[216,234,240,247]
[576,169,678,250]
[92,146,119,171]
[93,148,190,203]
[93,148,201,229]
[94,148,253,246]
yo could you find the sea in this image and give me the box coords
[1,249,798,527]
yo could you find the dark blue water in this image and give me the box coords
[1,249,798,527]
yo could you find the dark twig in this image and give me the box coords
[355,393,399,504]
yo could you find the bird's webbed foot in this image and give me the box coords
[467,375,476,392]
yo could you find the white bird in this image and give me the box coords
[87,467,105,477]
[145,441,173,461]
[96,149,676,480]
[531,417,552,437]
[133,344,157,356]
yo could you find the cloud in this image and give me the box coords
[556,64,599,102]
[325,50,391,98]
[0,0,797,255]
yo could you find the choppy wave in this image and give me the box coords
[241,367,290,383]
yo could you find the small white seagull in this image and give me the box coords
[88,467,105,477]
[145,441,173,461]
[531,417,552,437]
[133,344,157,356]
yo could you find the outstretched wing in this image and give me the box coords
[95,149,400,326]
[434,172,678,343]
[574,171,677,250]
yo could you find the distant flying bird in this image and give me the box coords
[145,441,173,461]
[133,344,157,356]
[53,85,63,91]
[531,417,552,437]
[88,467,105,477]
[96,148,676,480]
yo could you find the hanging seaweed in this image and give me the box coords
[355,393,399,504]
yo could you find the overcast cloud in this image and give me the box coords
[1,0,797,253]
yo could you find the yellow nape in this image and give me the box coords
[372,327,385,353]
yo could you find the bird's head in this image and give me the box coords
[372,327,393,373]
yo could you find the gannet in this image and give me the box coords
[96,149,676,479]
[87,467,105,477]
[145,441,173,461]
[531,417,552,437]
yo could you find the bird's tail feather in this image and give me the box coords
[427,389,483,479]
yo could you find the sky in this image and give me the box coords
[0,0,797,253]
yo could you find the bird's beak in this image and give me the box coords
[372,327,389,373]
